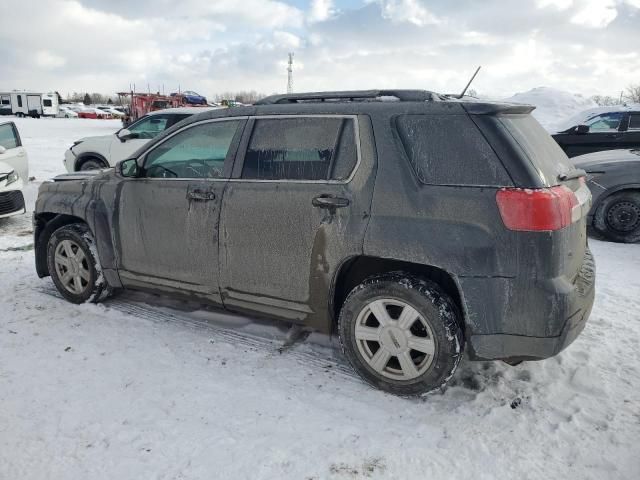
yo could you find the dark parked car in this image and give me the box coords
[573,149,640,243]
[552,108,640,157]
[33,90,595,396]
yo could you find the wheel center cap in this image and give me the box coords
[380,326,407,354]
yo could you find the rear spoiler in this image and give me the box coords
[461,102,535,115]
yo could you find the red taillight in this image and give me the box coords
[496,186,579,231]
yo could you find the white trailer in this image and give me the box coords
[0,93,11,115]
[41,92,60,116]
[10,92,43,117]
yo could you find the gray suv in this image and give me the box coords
[34,90,595,396]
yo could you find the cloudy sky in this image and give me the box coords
[0,0,638,98]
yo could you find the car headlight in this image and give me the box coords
[5,170,19,186]
[71,140,83,149]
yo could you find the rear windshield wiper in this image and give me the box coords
[558,169,586,182]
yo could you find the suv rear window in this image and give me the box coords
[497,114,572,186]
[395,114,511,186]
[241,117,358,181]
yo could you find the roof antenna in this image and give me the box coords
[456,66,481,99]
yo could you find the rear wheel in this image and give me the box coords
[338,273,464,396]
[593,191,640,243]
[79,158,106,171]
[47,223,110,303]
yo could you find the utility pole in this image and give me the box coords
[287,52,294,94]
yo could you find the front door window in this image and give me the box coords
[142,120,240,179]
[586,112,623,132]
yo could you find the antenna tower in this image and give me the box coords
[287,53,294,94]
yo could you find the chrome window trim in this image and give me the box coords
[132,114,362,184]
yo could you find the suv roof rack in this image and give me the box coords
[255,90,446,105]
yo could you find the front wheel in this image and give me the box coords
[47,223,109,303]
[593,191,640,243]
[79,158,106,171]
[338,273,464,396]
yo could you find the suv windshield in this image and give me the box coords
[498,114,573,186]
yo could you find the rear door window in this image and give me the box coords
[395,114,511,186]
[628,114,640,131]
[0,123,19,149]
[241,117,358,181]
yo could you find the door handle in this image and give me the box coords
[187,190,216,201]
[312,195,350,209]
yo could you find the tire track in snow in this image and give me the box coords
[36,285,359,382]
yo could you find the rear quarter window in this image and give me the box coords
[395,114,511,186]
[497,114,572,186]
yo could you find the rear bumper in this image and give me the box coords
[464,247,596,361]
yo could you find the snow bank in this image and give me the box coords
[503,87,598,132]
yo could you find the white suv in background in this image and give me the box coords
[64,107,219,172]
[0,121,29,218]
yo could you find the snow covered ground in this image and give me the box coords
[1,116,640,480]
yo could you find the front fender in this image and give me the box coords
[34,177,119,284]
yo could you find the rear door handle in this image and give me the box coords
[187,190,216,201]
[312,195,350,209]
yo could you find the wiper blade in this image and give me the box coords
[558,169,586,182]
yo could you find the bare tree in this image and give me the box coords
[213,90,266,104]
[623,84,640,103]
[591,95,620,107]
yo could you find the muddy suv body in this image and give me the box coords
[34,90,595,395]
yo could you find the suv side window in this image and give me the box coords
[241,117,357,181]
[128,115,172,139]
[628,114,640,131]
[0,123,19,149]
[585,112,623,132]
[395,114,511,186]
[142,120,240,179]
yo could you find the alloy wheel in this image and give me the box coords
[54,239,90,295]
[354,298,436,380]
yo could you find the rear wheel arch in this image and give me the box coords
[592,184,640,213]
[593,187,640,242]
[331,256,466,334]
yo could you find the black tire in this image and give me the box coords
[79,158,106,171]
[593,191,640,243]
[338,273,464,396]
[47,223,110,304]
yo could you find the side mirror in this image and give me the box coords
[0,145,5,154]
[575,124,590,134]
[117,128,137,142]
[119,158,139,178]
